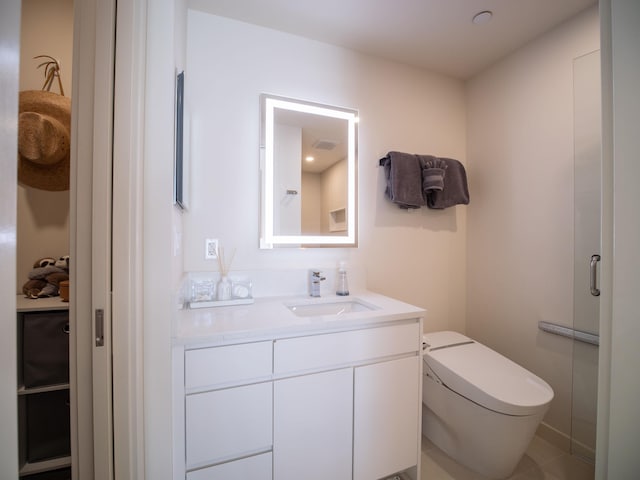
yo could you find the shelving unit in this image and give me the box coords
[16,296,71,479]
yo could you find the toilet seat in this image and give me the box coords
[423,331,553,416]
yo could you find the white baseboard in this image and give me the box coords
[536,421,571,453]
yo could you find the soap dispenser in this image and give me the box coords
[336,261,349,296]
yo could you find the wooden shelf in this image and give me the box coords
[18,383,70,396]
[19,455,71,476]
[16,295,69,313]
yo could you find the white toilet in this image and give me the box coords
[421,331,554,479]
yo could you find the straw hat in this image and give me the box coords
[18,90,71,191]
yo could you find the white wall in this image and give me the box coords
[274,123,302,235]
[184,10,467,331]
[143,0,188,477]
[17,0,74,292]
[301,172,321,234]
[466,6,600,444]
[20,0,74,96]
[321,158,347,234]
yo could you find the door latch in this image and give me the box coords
[95,308,104,347]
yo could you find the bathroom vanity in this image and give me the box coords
[172,292,425,480]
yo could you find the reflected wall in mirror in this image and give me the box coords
[260,94,358,248]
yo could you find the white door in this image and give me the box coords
[571,49,600,462]
[89,0,115,475]
[72,0,117,478]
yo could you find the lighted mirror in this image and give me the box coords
[260,94,358,248]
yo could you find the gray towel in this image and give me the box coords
[381,151,426,209]
[426,158,470,209]
[418,156,448,192]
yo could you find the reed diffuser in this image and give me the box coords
[216,246,236,301]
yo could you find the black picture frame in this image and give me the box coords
[174,70,185,209]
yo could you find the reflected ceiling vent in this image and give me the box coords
[472,10,493,25]
[312,139,338,150]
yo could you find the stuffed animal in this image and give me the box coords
[22,256,70,299]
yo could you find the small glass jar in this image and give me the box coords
[217,275,232,301]
[191,280,215,303]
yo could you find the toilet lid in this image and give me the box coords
[423,331,554,416]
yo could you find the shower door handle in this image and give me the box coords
[590,254,601,297]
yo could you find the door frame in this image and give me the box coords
[596,0,640,477]
[0,0,20,475]
[111,0,147,478]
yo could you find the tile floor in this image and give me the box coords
[420,435,595,480]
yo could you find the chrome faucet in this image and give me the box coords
[309,270,326,297]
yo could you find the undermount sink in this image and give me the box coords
[286,298,378,317]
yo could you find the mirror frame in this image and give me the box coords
[260,94,358,248]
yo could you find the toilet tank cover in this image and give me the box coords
[423,331,554,416]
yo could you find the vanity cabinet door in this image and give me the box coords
[185,382,272,469]
[353,355,421,480]
[273,368,353,480]
[186,452,272,480]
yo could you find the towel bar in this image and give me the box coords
[538,321,599,346]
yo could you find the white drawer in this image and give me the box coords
[186,382,273,468]
[186,452,272,480]
[185,341,273,389]
[274,321,420,375]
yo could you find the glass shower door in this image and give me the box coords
[572,49,601,462]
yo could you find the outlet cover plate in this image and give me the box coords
[205,238,218,259]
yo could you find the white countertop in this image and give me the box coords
[174,290,425,347]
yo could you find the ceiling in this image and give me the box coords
[188,0,597,79]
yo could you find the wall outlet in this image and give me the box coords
[205,238,218,259]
